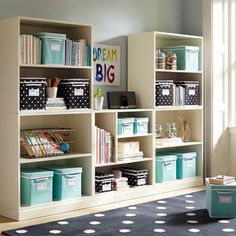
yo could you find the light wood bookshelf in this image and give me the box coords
[128,31,204,190]
[0,17,204,222]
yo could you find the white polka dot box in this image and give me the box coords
[58,78,90,109]
[20,77,46,110]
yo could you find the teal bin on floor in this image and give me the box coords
[206,178,236,218]
[156,154,177,183]
[162,45,199,71]
[43,166,82,201]
[21,169,53,206]
[176,152,196,179]
[35,32,66,65]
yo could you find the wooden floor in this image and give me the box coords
[0,186,205,234]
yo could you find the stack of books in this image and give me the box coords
[46,98,67,110]
[112,177,129,191]
[118,151,143,162]
[208,175,235,185]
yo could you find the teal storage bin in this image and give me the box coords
[162,45,199,71]
[117,118,134,136]
[206,178,236,218]
[133,117,149,135]
[156,154,177,183]
[176,152,196,179]
[21,169,53,206]
[35,32,66,65]
[43,166,82,201]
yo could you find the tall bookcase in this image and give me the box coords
[128,31,204,192]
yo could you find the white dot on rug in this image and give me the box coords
[157,206,166,210]
[153,228,166,233]
[122,220,134,224]
[49,230,62,234]
[58,221,69,225]
[89,221,101,225]
[157,200,167,204]
[185,195,193,198]
[222,228,235,232]
[125,213,136,217]
[128,206,137,210]
[119,229,131,233]
[185,200,195,204]
[187,213,196,216]
[94,213,105,217]
[188,228,200,233]
[155,220,166,224]
[156,213,167,217]
[187,220,199,224]
[185,206,195,209]
[16,230,28,234]
[83,229,96,234]
[219,220,230,224]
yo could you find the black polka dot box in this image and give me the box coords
[20,77,46,110]
[58,78,90,109]
[155,80,174,106]
[120,167,148,187]
[95,172,114,193]
[175,80,199,106]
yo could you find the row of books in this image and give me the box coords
[20,34,41,65]
[20,34,91,66]
[46,97,67,110]
[65,39,91,66]
[95,126,115,164]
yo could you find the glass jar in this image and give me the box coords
[155,123,163,138]
[181,122,191,142]
[165,51,177,70]
[165,122,177,138]
[155,49,165,69]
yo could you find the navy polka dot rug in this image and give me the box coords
[3,191,236,235]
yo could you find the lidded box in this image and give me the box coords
[133,117,149,135]
[21,168,53,206]
[155,80,174,106]
[162,45,199,71]
[156,154,177,183]
[58,78,90,109]
[20,77,46,110]
[117,118,135,136]
[42,166,82,200]
[35,32,66,65]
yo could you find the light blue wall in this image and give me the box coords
[0,0,202,107]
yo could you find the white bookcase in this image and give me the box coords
[0,17,204,221]
[128,31,204,192]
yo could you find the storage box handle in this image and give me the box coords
[34,177,49,183]
[64,174,78,178]
[216,191,234,195]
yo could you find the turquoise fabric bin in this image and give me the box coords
[43,166,82,201]
[156,154,177,183]
[21,169,53,206]
[35,32,66,65]
[176,152,196,179]
[162,45,199,71]
[133,117,149,135]
[117,118,134,136]
[206,178,236,218]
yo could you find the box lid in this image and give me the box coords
[162,45,199,51]
[175,152,197,159]
[134,117,149,122]
[21,168,53,179]
[156,154,177,162]
[35,32,66,40]
[117,118,135,123]
[43,166,82,175]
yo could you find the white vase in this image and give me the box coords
[94,97,104,110]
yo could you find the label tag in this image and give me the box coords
[74,88,84,96]
[36,183,47,191]
[219,195,232,204]
[102,183,111,191]
[67,177,77,186]
[51,43,61,52]
[189,89,196,96]
[162,89,170,96]
[29,88,39,96]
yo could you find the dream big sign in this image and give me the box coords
[93,44,120,86]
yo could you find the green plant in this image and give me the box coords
[93,88,104,98]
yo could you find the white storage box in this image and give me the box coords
[118,141,139,155]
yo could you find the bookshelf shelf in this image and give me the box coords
[20,64,92,69]
[19,109,92,116]
[155,69,203,74]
